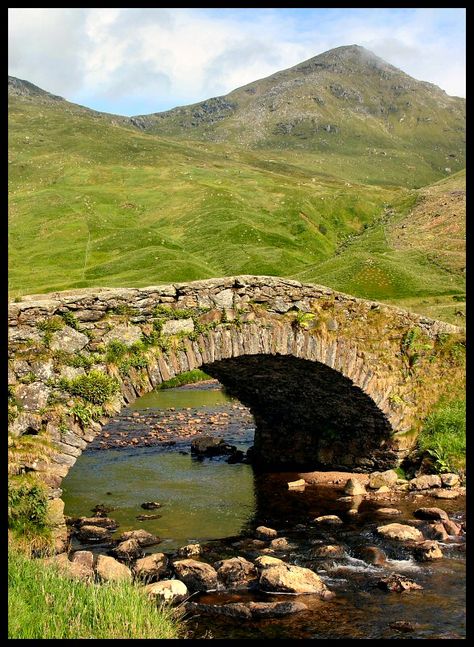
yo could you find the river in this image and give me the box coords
[62,381,466,640]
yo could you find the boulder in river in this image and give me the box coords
[409,475,442,490]
[226,449,245,464]
[376,523,424,542]
[414,507,449,521]
[118,529,160,547]
[47,553,94,580]
[430,489,459,499]
[141,501,162,510]
[134,553,168,582]
[353,545,387,566]
[91,503,115,516]
[288,479,306,489]
[214,556,258,589]
[313,515,343,526]
[96,555,132,582]
[377,574,423,592]
[255,555,332,597]
[390,621,421,633]
[177,543,201,558]
[255,525,278,540]
[76,516,119,530]
[248,601,308,618]
[443,519,462,536]
[343,478,366,496]
[441,473,460,488]
[233,538,267,551]
[424,522,449,541]
[412,540,443,561]
[184,600,308,619]
[269,537,294,551]
[112,538,143,561]
[173,558,218,592]
[77,524,112,543]
[71,550,95,572]
[184,601,252,619]
[191,435,235,456]
[369,470,398,489]
[312,544,346,559]
[376,508,402,517]
[144,579,188,604]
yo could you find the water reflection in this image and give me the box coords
[63,449,256,551]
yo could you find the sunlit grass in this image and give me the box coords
[8,545,184,639]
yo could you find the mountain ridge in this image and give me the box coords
[128,44,464,167]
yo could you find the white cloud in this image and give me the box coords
[8,8,466,116]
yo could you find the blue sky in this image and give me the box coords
[9,8,465,116]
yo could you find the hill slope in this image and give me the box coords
[8,46,465,323]
[294,170,465,322]
[132,45,465,188]
[9,91,404,294]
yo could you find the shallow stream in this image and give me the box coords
[62,382,466,640]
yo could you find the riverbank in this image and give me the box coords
[8,540,184,639]
[59,469,467,639]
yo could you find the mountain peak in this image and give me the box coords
[293,44,401,76]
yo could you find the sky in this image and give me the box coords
[8,8,466,116]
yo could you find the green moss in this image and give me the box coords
[291,311,315,330]
[59,311,78,329]
[19,372,37,385]
[105,340,129,363]
[400,327,433,373]
[70,401,104,427]
[394,466,407,479]
[110,304,139,316]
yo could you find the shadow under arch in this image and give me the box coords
[202,354,393,471]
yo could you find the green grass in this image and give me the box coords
[292,175,466,323]
[158,369,212,390]
[8,85,465,324]
[8,475,50,539]
[8,94,403,296]
[417,398,466,472]
[8,546,183,639]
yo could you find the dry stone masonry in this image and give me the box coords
[8,276,464,547]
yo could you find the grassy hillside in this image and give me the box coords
[295,171,465,322]
[8,50,465,324]
[8,94,405,295]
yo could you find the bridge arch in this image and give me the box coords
[8,276,463,548]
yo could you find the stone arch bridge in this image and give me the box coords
[9,276,463,546]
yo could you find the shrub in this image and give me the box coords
[8,478,49,536]
[158,369,211,390]
[37,316,64,333]
[70,402,103,427]
[417,398,466,473]
[66,371,120,405]
[105,340,129,363]
[60,311,79,330]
